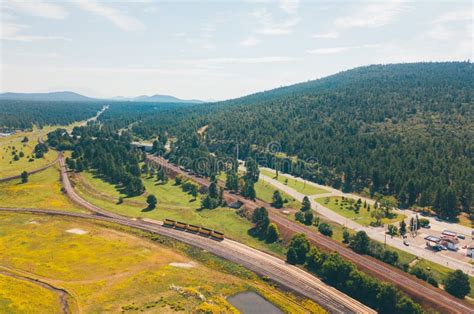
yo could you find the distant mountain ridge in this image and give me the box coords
[0,91,205,104]
[114,94,204,103]
[0,91,95,102]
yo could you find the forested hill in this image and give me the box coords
[159,62,472,219]
[205,62,473,218]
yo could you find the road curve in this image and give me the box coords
[0,207,373,314]
[147,155,474,314]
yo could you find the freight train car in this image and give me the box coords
[161,218,225,240]
[211,230,224,241]
[163,219,176,227]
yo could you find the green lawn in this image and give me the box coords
[254,178,302,209]
[73,170,286,257]
[260,169,328,195]
[314,196,405,227]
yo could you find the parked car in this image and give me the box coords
[457,234,465,240]
[403,240,409,246]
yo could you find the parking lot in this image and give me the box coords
[406,227,473,264]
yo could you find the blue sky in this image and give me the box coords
[1,0,472,100]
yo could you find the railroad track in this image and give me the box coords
[147,155,474,314]
[0,207,372,314]
[51,154,373,313]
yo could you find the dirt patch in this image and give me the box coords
[66,228,88,235]
[169,262,196,269]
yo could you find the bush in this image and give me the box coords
[318,223,333,237]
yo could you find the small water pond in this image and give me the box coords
[227,291,283,314]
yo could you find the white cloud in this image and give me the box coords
[74,0,145,31]
[201,56,297,64]
[253,8,299,35]
[306,44,379,54]
[334,1,409,29]
[424,24,454,41]
[279,0,300,14]
[433,10,472,24]
[306,47,350,54]
[240,36,260,47]
[4,0,68,19]
[0,15,70,42]
[175,56,298,67]
[312,31,339,39]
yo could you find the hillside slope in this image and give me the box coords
[154,62,472,220]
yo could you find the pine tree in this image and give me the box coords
[266,223,280,243]
[286,247,298,265]
[301,196,311,211]
[272,190,284,208]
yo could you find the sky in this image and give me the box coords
[0,0,472,101]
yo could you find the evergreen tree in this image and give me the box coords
[146,194,157,209]
[288,234,310,264]
[399,220,407,235]
[286,247,298,265]
[304,211,314,225]
[266,223,280,243]
[444,270,470,298]
[272,190,284,208]
[349,231,370,254]
[301,196,311,211]
[20,171,28,183]
[252,207,270,233]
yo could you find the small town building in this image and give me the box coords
[439,236,459,251]
[467,244,474,257]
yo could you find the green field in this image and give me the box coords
[260,169,328,195]
[0,213,324,313]
[0,128,57,178]
[0,165,83,212]
[72,170,286,256]
[314,196,405,226]
[254,179,302,210]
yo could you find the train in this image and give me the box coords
[163,218,225,241]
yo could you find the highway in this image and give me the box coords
[147,155,474,314]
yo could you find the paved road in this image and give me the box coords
[0,207,372,314]
[258,168,474,275]
[260,167,473,235]
[148,155,474,314]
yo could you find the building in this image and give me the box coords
[439,236,459,251]
[467,244,474,257]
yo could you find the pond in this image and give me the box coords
[227,291,283,314]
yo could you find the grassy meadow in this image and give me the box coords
[0,128,57,178]
[0,212,324,313]
[0,273,63,314]
[0,165,83,212]
[71,170,286,256]
[314,196,405,226]
[260,169,328,195]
